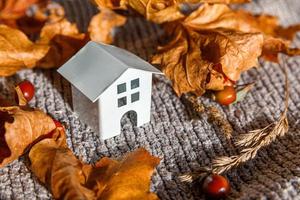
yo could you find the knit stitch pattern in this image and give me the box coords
[0,0,300,199]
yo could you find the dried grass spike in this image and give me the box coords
[212,55,290,174]
[207,106,233,140]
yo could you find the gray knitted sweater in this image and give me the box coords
[0,0,300,199]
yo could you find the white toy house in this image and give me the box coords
[58,41,162,140]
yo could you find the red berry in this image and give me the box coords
[202,174,230,199]
[18,80,35,102]
[215,86,236,106]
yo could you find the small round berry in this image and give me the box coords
[215,86,236,106]
[202,174,230,199]
[17,80,35,102]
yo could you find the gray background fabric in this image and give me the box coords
[0,0,300,199]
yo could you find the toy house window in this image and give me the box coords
[118,97,127,107]
[131,92,139,103]
[131,78,139,89]
[117,83,126,94]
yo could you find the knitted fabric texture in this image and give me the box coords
[0,0,300,199]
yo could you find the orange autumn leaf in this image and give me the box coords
[85,148,160,200]
[182,4,300,62]
[262,37,300,62]
[88,8,127,44]
[248,15,300,62]
[94,0,251,24]
[0,2,88,76]
[153,3,300,96]
[36,4,88,68]
[0,0,48,27]
[153,28,211,95]
[28,128,95,200]
[152,19,263,95]
[0,106,55,168]
[28,127,160,200]
[0,24,49,76]
[36,18,88,68]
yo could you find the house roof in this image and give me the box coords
[58,41,162,102]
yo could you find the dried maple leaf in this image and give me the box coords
[0,24,49,76]
[0,2,88,75]
[153,28,211,95]
[153,3,300,96]
[94,0,251,24]
[28,127,160,200]
[0,0,48,27]
[182,4,300,62]
[247,15,300,62]
[85,148,160,200]
[152,20,263,95]
[0,106,55,168]
[28,128,95,200]
[36,4,88,68]
[88,8,127,44]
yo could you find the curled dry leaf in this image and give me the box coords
[0,0,48,27]
[36,4,88,68]
[28,128,95,200]
[28,127,160,200]
[0,2,88,76]
[153,28,210,95]
[152,3,300,96]
[88,8,127,44]
[94,0,250,24]
[0,106,55,168]
[86,148,160,200]
[152,23,263,95]
[180,4,300,63]
[0,25,49,76]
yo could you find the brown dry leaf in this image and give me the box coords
[36,5,88,68]
[153,3,300,96]
[94,0,250,24]
[29,128,160,200]
[0,106,55,168]
[152,25,263,95]
[0,24,49,76]
[248,15,300,62]
[85,148,160,200]
[153,28,211,95]
[88,8,127,44]
[28,128,95,200]
[262,37,300,62]
[183,4,300,62]
[0,0,48,26]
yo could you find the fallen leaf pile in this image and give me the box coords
[151,2,300,96]
[0,86,160,199]
[1,0,300,96]
[91,0,300,95]
[0,0,126,76]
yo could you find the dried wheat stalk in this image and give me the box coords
[206,106,233,140]
[212,56,289,174]
[180,56,290,182]
[186,95,233,139]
